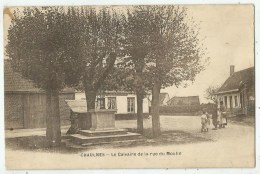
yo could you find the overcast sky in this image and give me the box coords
[161,5,254,103]
[4,5,254,103]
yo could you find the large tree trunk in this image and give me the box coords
[151,80,161,138]
[134,55,145,133]
[46,90,61,147]
[136,92,144,133]
[85,89,97,111]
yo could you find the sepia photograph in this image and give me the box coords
[2,3,256,170]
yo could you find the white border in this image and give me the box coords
[0,0,259,174]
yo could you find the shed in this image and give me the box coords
[4,60,75,129]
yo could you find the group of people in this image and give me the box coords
[201,101,227,132]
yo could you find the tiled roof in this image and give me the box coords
[4,59,74,93]
[4,60,42,92]
[217,67,254,94]
[167,96,200,105]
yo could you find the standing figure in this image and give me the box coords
[218,101,227,128]
[201,111,209,132]
[212,104,218,130]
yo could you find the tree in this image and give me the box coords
[6,6,125,145]
[63,7,125,111]
[138,6,208,137]
[6,7,75,146]
[204,85,219,104]
[123,8,154,133]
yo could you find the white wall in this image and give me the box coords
[74,92,149,114]
[75,92,86,100]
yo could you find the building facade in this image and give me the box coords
[4,60,75,129]
[75,91,149,119]
[216,66,255,116]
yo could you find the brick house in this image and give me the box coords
[4,60,75,129]
[216,66,255,116]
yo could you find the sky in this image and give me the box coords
[3,5,255,103]
[161,5,254,103]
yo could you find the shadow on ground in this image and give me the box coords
[5,129,212,154]
[229,115,255,127]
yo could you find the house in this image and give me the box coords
[167,96,200,106]
[159,96,200,114]
[4,60,75,129]
[216,65,255,116]
[75,91,150,119]
[159,93,170,106]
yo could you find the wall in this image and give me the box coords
[4,93,24,129]
[106,94,149,114]
[4,92,75,129]
[75,92,149,114]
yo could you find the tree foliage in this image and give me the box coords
[129,6,208,137]
[6,5,208,139]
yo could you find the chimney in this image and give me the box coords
[230,65,235,76]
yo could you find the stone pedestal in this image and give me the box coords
[78,112,92,130]
[88,109,117,130]
[65,100,141,146]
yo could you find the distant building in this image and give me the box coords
[159,93,170,106]
[4,60,75,129]
[216,65,255,116]
[75,91,149,119]
[167,96,200,106]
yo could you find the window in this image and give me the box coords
[127,97,135,113]
[234,96,238,107]
[107,97,116,109]
[96,98,105,109]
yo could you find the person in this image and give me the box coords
[218,101,227,128]
[212,105,218,130]
[201,110,209,132]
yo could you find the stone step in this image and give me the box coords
[78,129,128,137]
[70,132,141,144]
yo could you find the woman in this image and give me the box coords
[218,101,227,128]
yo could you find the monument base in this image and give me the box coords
[67,108,141,146]
[88,109,117,130]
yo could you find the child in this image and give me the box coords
[201,111,208,132]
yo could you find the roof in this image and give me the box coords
[4,60,42,92]
[4,59,74,93]
[167,96,200,105]
[159,93,169,105]
[217,67,254,94]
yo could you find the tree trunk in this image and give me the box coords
[135,57,145,134]
[85,89,97,111]
[136,92,144,133]
[46,90,61,147]
[151,80,161,138]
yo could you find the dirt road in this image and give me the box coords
[5,116,255,169]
